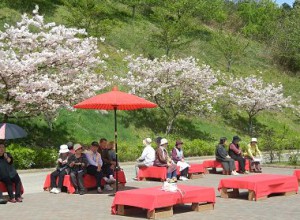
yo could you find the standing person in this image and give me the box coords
[134,138,155,179]
[50,145,70,194]
[245,138,262,172]
[86,141,113,192]
[171,140,190,181]
[154,138,177,183]
[215,137,239,175]
[0,143,23,203]
[228,136,248,174]
[68,144,88,195]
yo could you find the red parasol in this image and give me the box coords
[74,86,157,191]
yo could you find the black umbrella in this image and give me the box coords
[0,123,27,140]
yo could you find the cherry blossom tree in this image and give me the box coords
[0,6,108,123]
[226,75,292,135]
[120,55,220,134]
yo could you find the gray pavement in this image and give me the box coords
[0,159,300,220]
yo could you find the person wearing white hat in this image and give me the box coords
[245,138,262,172]
[134,138,155,180]
[154,138,178,183]
[50,145,70,194]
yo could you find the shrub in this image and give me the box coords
[33,147,57,168]
[6,143,57,169]
[182,139,214,157]
[7,143,36,169]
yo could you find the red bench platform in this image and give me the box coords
[203,159,250,173]
[0,181,24,195]
[43,171,126,194]
[138,164,205,181]
[112,185,215,219]
[218,174,298,201]
[293,170,300,186]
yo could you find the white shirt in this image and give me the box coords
[139,145,155,166]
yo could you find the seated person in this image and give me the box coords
[68,144,88,195]
[85,141,113,193]
[171,140,190,181]
[0,143,23,203]
[154,138,177,183]
[66,141,75,154]
[50,145,70,194]
[228,136,248,174]
[101,140,116,184]
[245,138,262,173]
[215,137,239,175]
[134,138,155,179]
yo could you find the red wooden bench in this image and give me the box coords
[43,171,126,194]
[138,166,168,181]
[203,159,250,174]
[0,181,24,195]
[138,164,205,181]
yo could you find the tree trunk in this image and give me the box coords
[165,117,175,135]
[132,5,136,18]
[227,58,232,72]
[2,114,9,123]
[248,114,254,136]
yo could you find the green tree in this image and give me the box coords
[150,0,196,56]
[236,0,280,41]
[56,0,119,36]
[273,4,300,72]
[212,32,249,71]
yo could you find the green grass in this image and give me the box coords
[2,3,300,159]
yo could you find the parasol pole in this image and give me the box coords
[114,106,119,192]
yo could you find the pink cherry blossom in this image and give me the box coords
[0,6,108,120]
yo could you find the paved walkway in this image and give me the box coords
[1,159,300,220]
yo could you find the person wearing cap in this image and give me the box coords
[134,138,156,179]
[245,138,262,172]
[50,145,71,194]
[171,140,189,181]
[154,138,178,183]
[215,137,239,175]
[68,144,88,195]
[0,143,23,203]
[228,136,248,174]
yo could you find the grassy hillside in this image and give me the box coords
[1,2,299,160]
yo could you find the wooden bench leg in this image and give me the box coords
[248,190,255,201]
[188,173,204,179]
[221,188,239,198]
[191,203,214,212]
[117,205,125,215]
[220,187,228,198]
[147,206,173,219]
[284,191,297,196]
